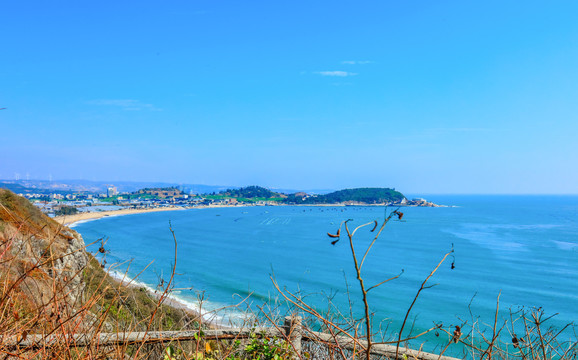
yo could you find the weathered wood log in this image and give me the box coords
[303,331,460,360]
[2,327,279,349]
[2,326,460,360]
[284,316,302,359]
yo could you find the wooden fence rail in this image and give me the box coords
[2,317,459,360]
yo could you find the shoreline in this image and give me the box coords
[62,205,251,325]
[59,202,444,323]
[55,202,444,227]
[54,207,187,226]
[54,204,251,226]
[105,267,228,328]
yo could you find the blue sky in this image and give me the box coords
[1,1,577,194]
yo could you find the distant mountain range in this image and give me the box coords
[0,179,228,194]
[0,179,335,196]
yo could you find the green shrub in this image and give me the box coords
[55,205,78,216]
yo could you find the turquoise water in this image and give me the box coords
[74,195,577,354]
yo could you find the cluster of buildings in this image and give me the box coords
[22,186,256,217]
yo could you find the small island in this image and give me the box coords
[214,186,441,207]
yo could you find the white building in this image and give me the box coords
[107,186,118,197]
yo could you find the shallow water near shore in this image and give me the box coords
[74,195,578,355]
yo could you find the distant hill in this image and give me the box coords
[0,179,235,195]
[284,187,405,204]
[0,179,336,196]
[215,186,404,204]
[0,181,73,195]
[220,185,285,199]
[0,182,31,193]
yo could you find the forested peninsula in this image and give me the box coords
[216,186,438,206]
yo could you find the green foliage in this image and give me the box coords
[134,194,155,200]
[164,345,183,360]
[220,186,282,199]
[202,194,227,200]
[55,205,78,216]
[284,187,405,204]
[29,195,52,202]
[245,334,291,360]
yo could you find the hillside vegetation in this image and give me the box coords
[284,187,404,204]
[0,189,200,358]
[220,185,284,199]
[217,186,405,204]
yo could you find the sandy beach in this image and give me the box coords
[54,204,256,226]
[54,206,187,226]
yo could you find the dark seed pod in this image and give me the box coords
[512,334,520,348]
[371,220,378,232]
[453,326,461,343]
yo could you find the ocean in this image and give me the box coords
[73,195,577,355]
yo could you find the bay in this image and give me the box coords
[74,195,578,354]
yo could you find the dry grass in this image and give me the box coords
[0,189,203,359]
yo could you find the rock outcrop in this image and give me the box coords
[0,189,88,317]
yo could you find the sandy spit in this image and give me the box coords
[53,204,261,227]
[53,207,188,226]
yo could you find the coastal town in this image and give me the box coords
[0,181,441,219]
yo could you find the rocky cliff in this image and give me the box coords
[0,189,198,357]
[0,189,89,330]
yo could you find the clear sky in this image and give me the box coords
[1,1,577,194]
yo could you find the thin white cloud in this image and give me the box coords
[315,71,357,77]
[331,82,353,87]
[429,127,492,134]
[341,60,373,65]
[87,99,161,111]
